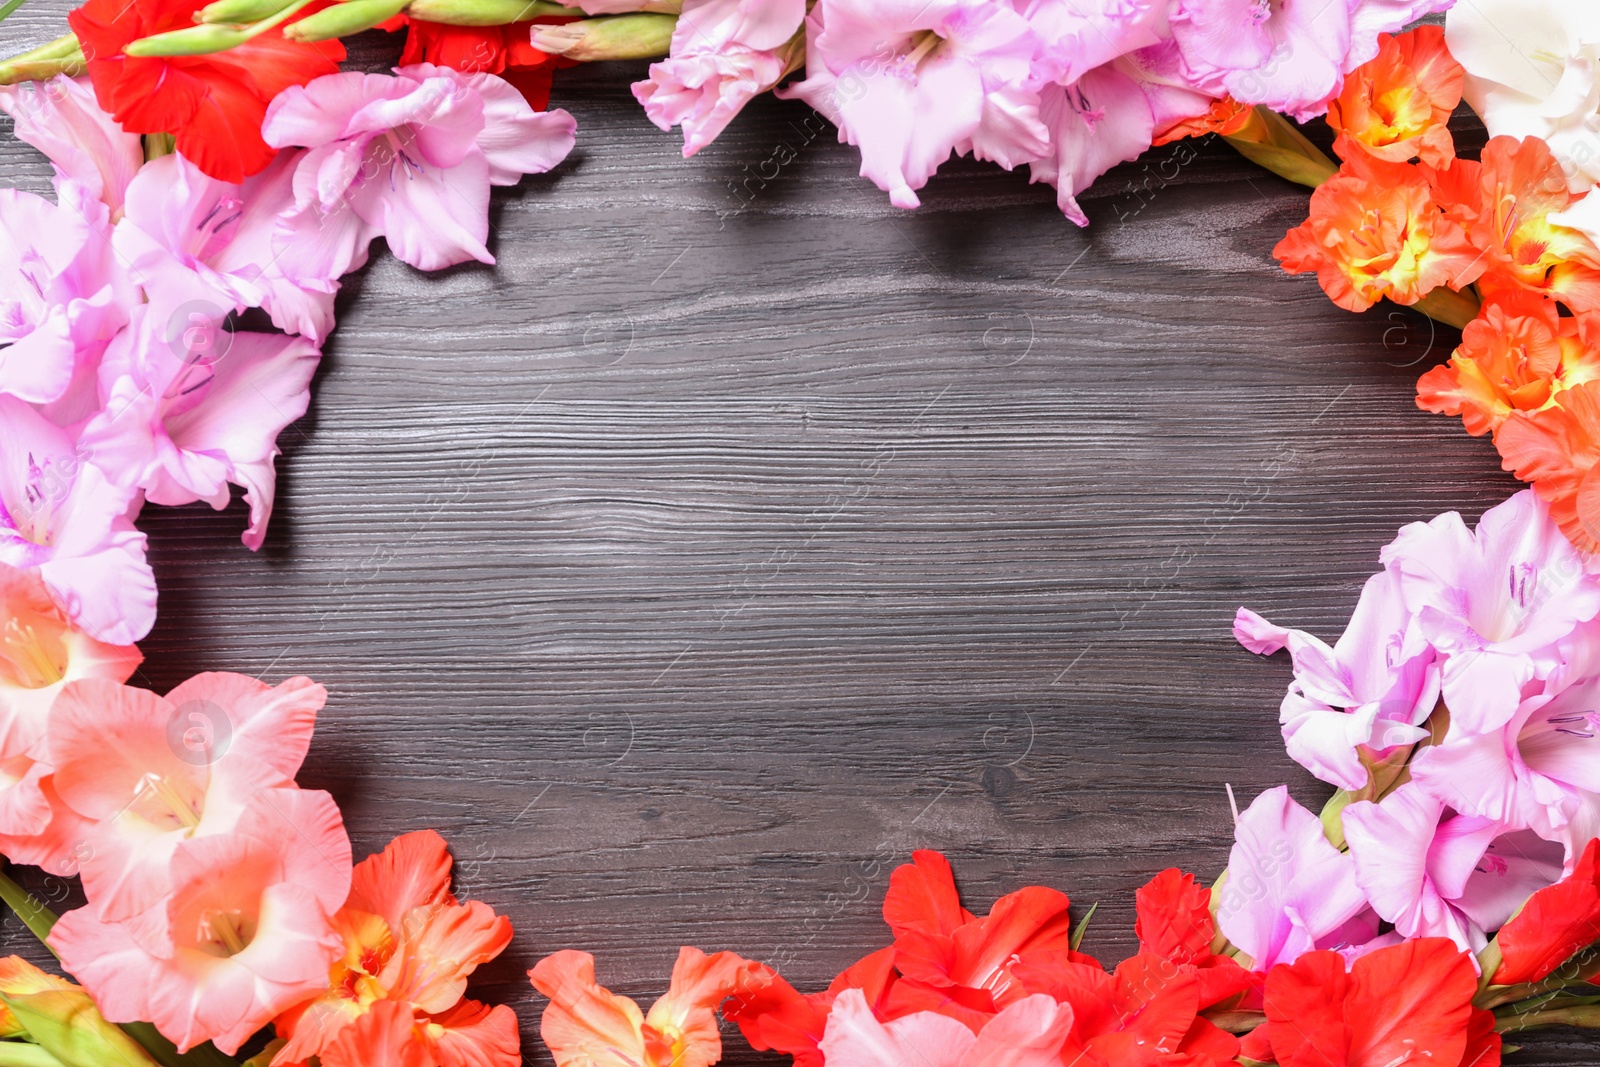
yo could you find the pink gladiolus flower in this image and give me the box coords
[261,64,577,275]
[1017,0,1171,86]
[1344,783,1565,954]
[1217,786,1375,972]
[50,788,350,1055]
[0,563,139,854]
[1380,489,1600,735]
[78,304,322,551]
[0,181,128,406]
[0,76,143,216]
[1412,661,1600,869]
[780,0,1050,210]
[819,988,1074,1067]
[633,0,806,157]
[0,397,154,646]
[1170,0,1452,121]
[1029,64,1156,226]
[45,673,327,921]
[1234,569,1440,792]
[113,152,337,343]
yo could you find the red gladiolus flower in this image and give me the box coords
[1494,837,1600,986]
[1495,380,1600,552]
[1248,938,1500,1067]
[68,0,345,184]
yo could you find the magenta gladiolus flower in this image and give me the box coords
[262,64,576,275]
[780,0,1050,209]
[78,305,322,552]
[1344,783,1564,954]
[633,0,807,157]
[0,397,153,646]
[0,181,128,406]
[0,76,143,216]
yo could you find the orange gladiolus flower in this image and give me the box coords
[1275,148,1483,313]
[272,829,519,1067]
[1495,381,1600,552]
[531,946,765,1067]
[1432,136,1600,313]
[1328,26,1462,167]
[1416,292,1600,436]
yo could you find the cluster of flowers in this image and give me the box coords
[0,49,574,648]
[526,491,1600,1065]
[1271,5,1600,555]
[0,561,519,1065]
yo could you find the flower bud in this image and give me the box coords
[0,990,160,1067]
[197,0,299,24]
[0,43,85,85]
[283,0,409,41]
[123,22,253,57]
[531,12,674,61]
[402,0,568,25]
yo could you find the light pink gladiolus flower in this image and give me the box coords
[1017,0,1173,86]
[0,181,128,406]
[1216,786,1375,972]
[262,64,577,275]
[50,787,350,1055]
[45,673,327,922]
[0,76,143,216]
[820,988,1073,1067]
[113,152,337,343]
[1029,64,1157,226]
[781,0,1050,209]
[1344,783,1564,955]
[633,0,806,157]
[78,304,321,552]
[1235,569,1440,792]
[0,396,154,646]
[1170,0,1453,121]
[1412,657,1600,870]
[1380,489,1600,736]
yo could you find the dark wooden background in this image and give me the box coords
[2,7,1586,1062]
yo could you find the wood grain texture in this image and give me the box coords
[0,8,1588,1061]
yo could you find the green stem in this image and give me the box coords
[0,872,56,949]
[0,1044,64,1067]
[0,0,30,27]
[1222,107,1338,189]
[1410,286,1481,330]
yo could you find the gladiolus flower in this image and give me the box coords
[50,789,351,1054]
[382,15,579,111]
[532,945,762,1067]
[0,76,144,216]
[67,0,345,184]
[1248,938,1501,1067]
[274,829,519,1067]
[1328,27,1462,166]
[1432,136,1600,313]
[0,397,154,647]
[1418,293,1600,437]
[46,673,328,919]
[818,988,1072,1067]
[1274,148,1482,313]
[1496,382,1600,552]
[1494,837,1600,985]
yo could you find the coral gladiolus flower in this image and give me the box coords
[274,829,519,1067]
[1418,293,1600,437]
[1275,148,1482,313]
[50,789,351,1054]
[1433,136,1600,313]
[46,673,328,920]
[1496,382,1600,552]
[1494,837,1600,985]
[67,0,345,184]
[1328,27,1462,166]
[1248,938,1501,1067]
[532,945,764,1067]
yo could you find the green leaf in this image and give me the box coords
[0,991,159,1067]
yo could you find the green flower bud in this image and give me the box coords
[0,45,85,85]
[402,0,569,25]
[0,992,159,1067]
[530,12,674,61]
[283,0,409,41]
[123,22,253,57]
[198,0,299,24]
